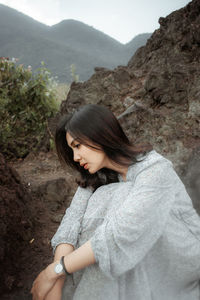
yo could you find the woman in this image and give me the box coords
[31,104,200,300]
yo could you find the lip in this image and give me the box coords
[80,163,88,168]
[84,163,89,169]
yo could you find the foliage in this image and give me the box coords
[0,58,59,159]
[70,64,79,83]
[55,82,70,105]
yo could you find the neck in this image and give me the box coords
[104,158,131,181]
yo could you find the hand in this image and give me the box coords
[31,262,63,300]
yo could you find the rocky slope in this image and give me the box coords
[1,151,78,299]
[59,0,200,210]
[0,153,33,294]
[61,0,200,138]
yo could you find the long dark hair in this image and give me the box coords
[55,104,153,191]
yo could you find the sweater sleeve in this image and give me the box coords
[90,160,176,279]
[51,185,93,253]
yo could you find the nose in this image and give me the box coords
[73,150,81,162]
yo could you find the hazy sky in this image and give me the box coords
[0,0,191,43]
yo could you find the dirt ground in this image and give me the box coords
[2,151,76,300]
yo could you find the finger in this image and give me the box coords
[30,283,36,296]
[30,283,35,293]
[32,291,38,300]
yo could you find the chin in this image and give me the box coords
[87,165,102,174]
[88,167,98,174]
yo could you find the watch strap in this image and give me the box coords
[60,256,72,276]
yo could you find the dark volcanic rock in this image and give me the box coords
[181,146,200,214]
[0,153,34,293]
[61,0,200,116]
[128,0,200,109]
[58,0,200,211]
[1,151,78,299]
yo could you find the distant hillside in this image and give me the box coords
[0,4,152,82]
[49,20,125,66]
[125,33,152,58]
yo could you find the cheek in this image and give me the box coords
[98,153,106,164]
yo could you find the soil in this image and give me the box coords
[1,151,77,300]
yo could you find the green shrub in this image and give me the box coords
[70,64,79,83]
[0,58,59,159]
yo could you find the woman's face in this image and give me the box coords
[66,132,108,174]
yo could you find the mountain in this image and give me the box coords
[0,4,151,82]
[49,19,125,66]
[125,33,152,58]
[0,4,49,43]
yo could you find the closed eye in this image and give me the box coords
[74,144,81,149]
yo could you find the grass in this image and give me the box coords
[55,83,70,107]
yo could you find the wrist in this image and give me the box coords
[47,261,65,280]
[61,256,72,275]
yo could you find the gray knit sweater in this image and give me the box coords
[51,150,200,300]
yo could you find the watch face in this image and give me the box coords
[55,263,63,274]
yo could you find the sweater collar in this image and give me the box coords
[117,150,156,182]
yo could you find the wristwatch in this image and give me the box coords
[54,258,65,275]
[54,256,71,276]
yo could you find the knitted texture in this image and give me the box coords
[51,150,200,300]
